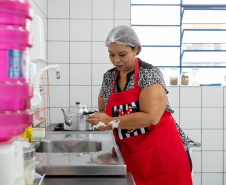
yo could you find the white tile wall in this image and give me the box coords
[70,0,92,19]
[48,0,69,18]
[224,174,226,185]
[202,151,223,172]
[70,42,92,63]
[180,87,201,107]
[92,20,114,41]
[92,0,114,19]
[49,86,69,107]
[192,173,201,185]
[48,19,69,41]
[92,42,109,63]
[50,108,65,123]
[225,108,226,129]
[70,20,92,41]
[202,87,223,107]
[70,86,91,107]
[224,152,226,175]
[48,42,69,63]
[202,108,223,129]
[167,86,179,107]
[180,108,201,129]
[115,0,131,19]
[192,151,201,172]
[202,130,223,150]
[92,64,114,85]
[115,20,131,27]
[224,87,226,107]
[92,86,101,108]
[34,0,47,17]
[202,173,223,185]
[70,64,91,85]
[224,130,226,150]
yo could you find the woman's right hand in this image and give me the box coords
[97,124,113,131]
[86,112,113,131]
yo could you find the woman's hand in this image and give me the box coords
[86,113,113,131]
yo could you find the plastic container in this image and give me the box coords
[32,128,45,141]
[19,125,32,144]
[0,0,33,142]
[23,148,35,185]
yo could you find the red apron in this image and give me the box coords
[105,59,193,185]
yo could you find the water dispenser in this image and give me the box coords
[0,0,33,185]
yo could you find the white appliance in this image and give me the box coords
[29,14,46,88]
[0,140,25,185]
[30,15,45,63]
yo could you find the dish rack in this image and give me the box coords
[33,71,51,130]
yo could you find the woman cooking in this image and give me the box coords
[86,25,193,185]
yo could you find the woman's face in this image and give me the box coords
[108,43,138,74]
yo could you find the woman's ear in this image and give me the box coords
[134,46,139,55]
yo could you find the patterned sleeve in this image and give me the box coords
[100,70,115,107]
[139,66,169,94]
[100,72,108,98]
[100,74,105,97]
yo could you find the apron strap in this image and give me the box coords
[110,58,139,94]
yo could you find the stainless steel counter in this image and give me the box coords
[33,130,135,185]
[40,174,135,185]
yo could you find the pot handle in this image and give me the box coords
[83,110,98,115]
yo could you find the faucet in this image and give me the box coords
[30,64,61,112]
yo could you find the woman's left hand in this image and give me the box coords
[86,113,112,130]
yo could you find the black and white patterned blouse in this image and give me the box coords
[100,58,188,148]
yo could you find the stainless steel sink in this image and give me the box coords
[33,140,102,153]
[33,131,126,176]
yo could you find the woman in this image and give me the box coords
[86,25,193,185]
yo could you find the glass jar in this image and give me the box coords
[190,68,200,86]
[169,68,178,86]
[23,148,35,185]
[169,76,178,85]
[181,72,189,85]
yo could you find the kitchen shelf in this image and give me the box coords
[33,71,51,131]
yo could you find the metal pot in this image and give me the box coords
[61,102,96,131]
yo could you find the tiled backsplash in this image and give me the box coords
[29,0,225,185]
[168,86,225,185]
[47,0,130,121]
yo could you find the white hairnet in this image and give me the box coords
[105,25,142,55]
